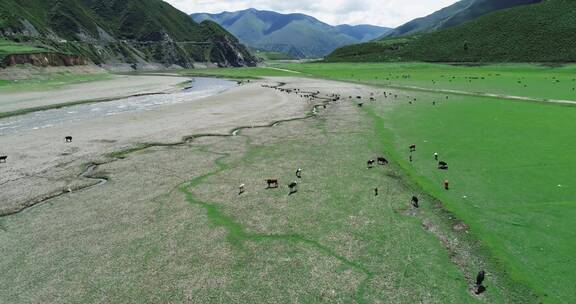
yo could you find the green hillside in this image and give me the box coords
[0,0,256,68]
[327,0,575,63]
[192,9,390,59]
[384,0,542,38]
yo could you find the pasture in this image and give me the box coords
[289,62,576,303]
[2,62,574,303]
[0,83,512,303]
[183,62,576,303]
[0,76,534,303]
[277,62,576,102]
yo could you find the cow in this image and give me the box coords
[377,157,389,165]
[296,168,302,179]
[374,188,379,196]
[438,161,448,170]
[409,144,416,152]
[266,179,279,189]
[370,97,375,101]
[367,160,375,169]
[289,181,298,194]
[476,271,486,286]
[358,103,364,107]
[0,155,7,163]
[444,180,450,190]
[475,285,486,295]
[239,184,245,195]
[411,196,419,208]
[65,136,73,143]
[434,153,439,161]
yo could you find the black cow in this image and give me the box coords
[409,144,416,152]
[0,155,7,163]
[475,285,486,295]
[438,161,449,170]
[411,196,419,208]
[289,181,298,194]
[367,159,375,168]
[65,136,73,143]
[266,179,279,189]
[476,271,486,286]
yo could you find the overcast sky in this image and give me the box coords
[165,0,459,27]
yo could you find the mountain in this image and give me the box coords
[192,9,391,59]
[0,0,257,69]
[326,0,575,63]
[384,0,543,38]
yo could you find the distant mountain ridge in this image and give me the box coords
[192,9,391,58]
[327,0,573,63]
[384,0,543,38]
[0,0,256,69]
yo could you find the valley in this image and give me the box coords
[1,0,574,303]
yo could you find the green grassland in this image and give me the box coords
[0,39,48,59]
[188,62,576,303]
[276,62,576,101]
[1,95,528,303]
[366,92,576,304]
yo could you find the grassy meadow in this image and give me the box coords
[190,62,576,303]
[276,62,576,101]
[1,94,511,303]
[0,39,48,59]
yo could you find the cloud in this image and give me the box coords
[165,0,460,27]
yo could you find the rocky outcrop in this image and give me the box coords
[1,53,86,68]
